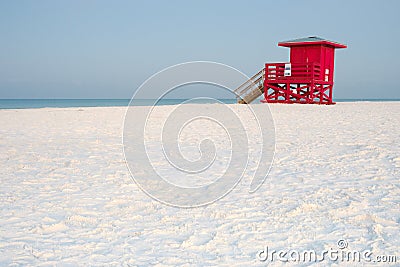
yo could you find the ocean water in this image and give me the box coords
[0,98,398,109]
[0,99,237,109]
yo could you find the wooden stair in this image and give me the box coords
[234,69,265,104]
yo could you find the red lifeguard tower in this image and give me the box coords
[235,36,347,105]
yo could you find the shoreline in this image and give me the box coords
[1,100,400,111]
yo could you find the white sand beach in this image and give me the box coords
[0,102,399,266]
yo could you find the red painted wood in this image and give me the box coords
[262,37,346,105]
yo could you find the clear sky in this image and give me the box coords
[0,0,399,99]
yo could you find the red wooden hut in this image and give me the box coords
[262,36,347,104]
[235,36,346,105]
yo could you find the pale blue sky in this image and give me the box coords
[0,0,399,99]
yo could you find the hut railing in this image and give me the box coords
[265,62,321,81]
